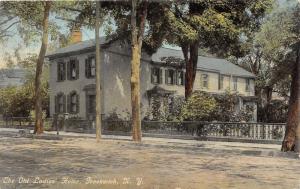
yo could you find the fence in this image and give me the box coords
[0,117,53,130]
[0,117,286,143]
[102,120,286,142]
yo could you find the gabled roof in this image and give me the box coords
[151,47,255,78]
[47,39,255,78]
[46,37,109,59]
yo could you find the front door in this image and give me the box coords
[86,94,96,120]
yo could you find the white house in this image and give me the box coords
[46,37,257,121]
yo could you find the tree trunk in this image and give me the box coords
[34,1,51,134]
[131,0,147,142]
[95,1,102,142]
[282,46,300,152]
[182,41,199,99]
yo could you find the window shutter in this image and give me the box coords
[54,95,58,113]
[63,63,66,81]
[159,69,163,84]
[151,67,154,84]
[57,63,60,81]
[67,94,71,113]
[76,93,80,114]
[174,71,178,85]
[63,94,66,113]
[207,75,210,89]
[76,59,79,79]
[165,70,168,84]
[67,61,71,80]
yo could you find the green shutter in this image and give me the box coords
[173,70,177,85]
[151,67,154,84]
[207,75,209,89]
[67,61,71,80]
[85,59,89,78]
[165,69,168,84]
[76,59,79,80]
[57,63,60,81]
[63,94,66,113]
[76,93,80,114]
[159,69,163,84]
[62,62,66,81]
[67,94,71,113]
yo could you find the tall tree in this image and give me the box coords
[2,1,52,134]
[34,1,51,134]
[95,1,102,142]
[256,2,300,151]
[2,1,75,134]
[160,1,274,98]
[130,0,147,142]
[281,5,300,152]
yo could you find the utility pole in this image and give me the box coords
[95,0,102,142]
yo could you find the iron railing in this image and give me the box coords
[103,120,286,141]
[0,117,286,142]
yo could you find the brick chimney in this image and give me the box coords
[70,29,82,44]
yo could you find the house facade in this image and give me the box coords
[46,39,257,121]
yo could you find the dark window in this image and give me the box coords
[57,62,66,81]
[165,69,175,85]
[68,91,79,114]
[87,95,96,114]
[151,67,162,84]
[245,78,250,92]
[55,93,66,114]
[233,77,238,91]
[68,59,79,80]
[219,75,224,90]
[177,71,184,85]
[201,74,209,88]
[85,57,96,78]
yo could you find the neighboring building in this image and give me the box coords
[46,38,257,121]
[0,68,27,88]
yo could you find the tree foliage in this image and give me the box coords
[0,66,49,118]
[180,91,217,121]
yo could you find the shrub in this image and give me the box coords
[180,91,217,121]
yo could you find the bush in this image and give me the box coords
[180,91,217,121]
[212,91,254,122]
[144,91,254,122]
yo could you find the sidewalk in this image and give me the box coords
[0,127,299,159]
